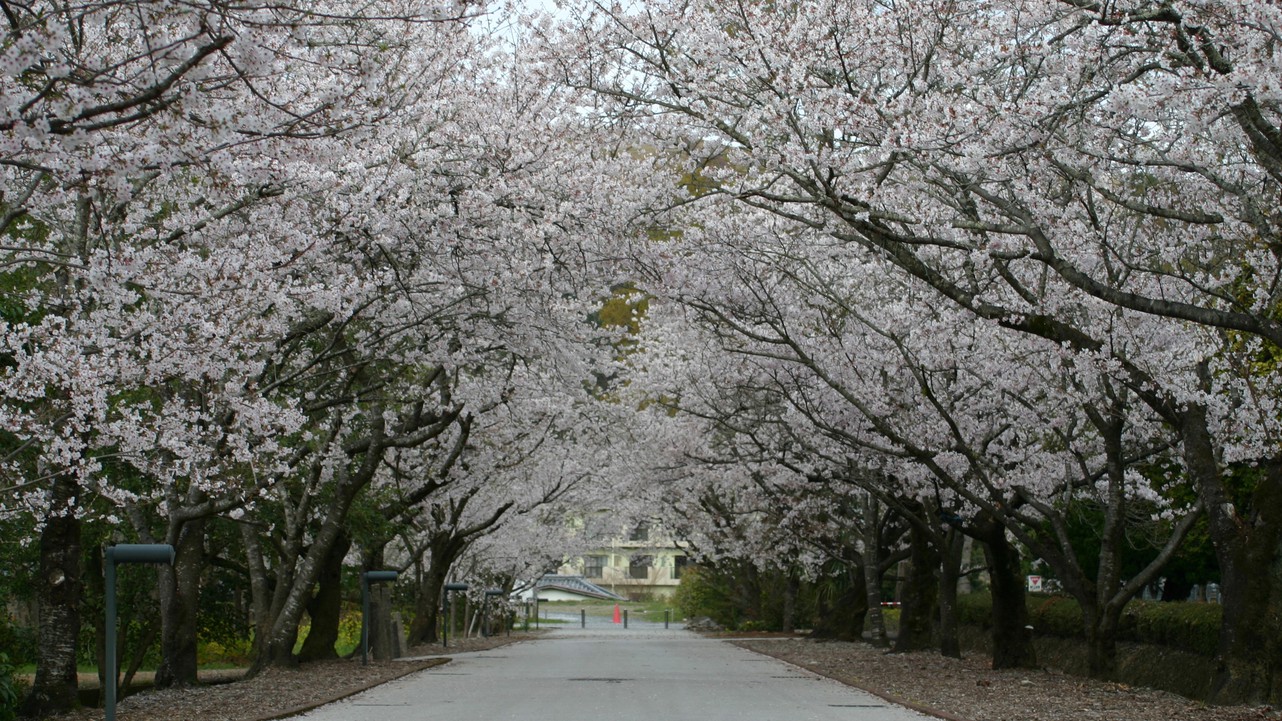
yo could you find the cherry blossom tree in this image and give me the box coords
[549,0,1282,700]
[0,0,499,708]
[623,204,1206,672]
[0,0,670,703]
[377,364,641,644]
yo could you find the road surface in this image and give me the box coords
[294,625,928,721]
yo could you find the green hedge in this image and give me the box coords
[958,592,1221,657]
[1129,600,1221,656]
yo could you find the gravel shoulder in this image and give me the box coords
[731,637,1280,721]
[41,633,542,721]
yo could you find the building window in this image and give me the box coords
[629,522,650,541]
[583,555,606,579]
[629,555,652,579]
[673,555,689,580]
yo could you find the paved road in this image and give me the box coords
[294,626,928,721]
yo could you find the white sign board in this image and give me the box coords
[1027,575,1043,593]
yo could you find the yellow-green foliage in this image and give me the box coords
[292,610,365,658]
[874,608,901,636]
[336,610,363,654]
[197,637,254,667]
[595,284,649,336]
[589,284,652,403]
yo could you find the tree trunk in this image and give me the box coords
[977,513,1037,670]
[862,562,889,646]
[1083,401,1125,682]
[297,532,351,663]
[957,535,975,595]
[240,521,274,664]
[861,494,890,647]
[733,562,763,626]
[1084,605,1120,681]
[407,531,471,646]
[781,572,799,634]
[155,516,206,688]
[893,519,939,653]
[21,476,83,718]
[254,496,357,672]
[1201,447,1282,704]
[937,527,964,660]
[121,617,160,697]
[408,563,448,646]
[812,565,867,641]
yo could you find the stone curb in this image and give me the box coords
[251,658,449,721]
[731,642,974,721]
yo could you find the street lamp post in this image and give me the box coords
[104,544,175,721]
[481,590,504,637]
[361,570,399,665]
[442,583,469,648]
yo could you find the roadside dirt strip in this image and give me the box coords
[732,638,1280,721]
[44,634,538,721]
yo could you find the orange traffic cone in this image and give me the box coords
[613,604,622,624]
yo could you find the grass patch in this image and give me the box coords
[542,599,676,618]
[530,617,569,625]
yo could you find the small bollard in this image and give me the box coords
[624,609,629,628]
[665,609,670,629]
[581,609,586,628]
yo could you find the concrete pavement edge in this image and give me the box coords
[251,658,450,721]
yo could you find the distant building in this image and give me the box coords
[558,522,689,600]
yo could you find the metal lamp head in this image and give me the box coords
[363,570,399,583]
[106,544,175,565]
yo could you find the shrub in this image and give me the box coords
[198,637,254,667]
[0,612,35,668]
[1130,600,1220,656]
[0,651,24,721]
[673,566,738,627]
[956,593,991,628]
[337,610,363,656]
[1027,595,1084,638]
[877,608,901,636]
[957,591,1222,656]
